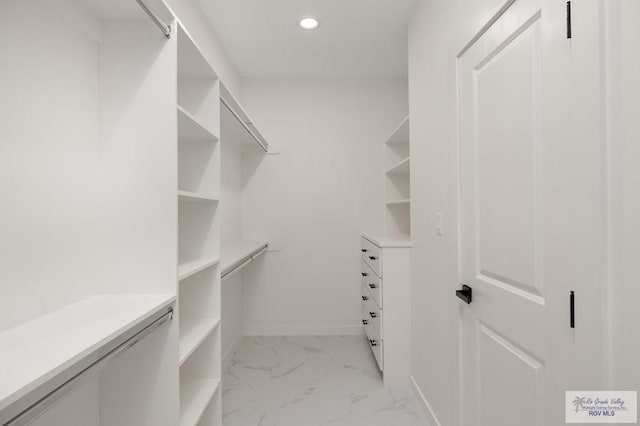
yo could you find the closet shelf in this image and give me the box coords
[385,116,410,145]
[177,105,219,142]
[362,233,412,248]
[220,83,269,152]
[178,257,221,281]
[180,378,221,426]
[386,198,411,206]
[385,157,410,175]
[178,190,220,203]
[221,241,268,279]
[0,294,175,415]
[179,319,220,366]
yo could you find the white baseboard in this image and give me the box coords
[409,375,442,426]
[244,324,365,336]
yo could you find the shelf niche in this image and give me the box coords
[384,117,411,236]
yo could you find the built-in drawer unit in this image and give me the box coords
[361,238,382,277]
[359,234,410,386]
[361,261,382,308]
[364,315,383,370]
[362,292,382,336]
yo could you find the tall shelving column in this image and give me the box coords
[384,116,411,235]
[176,23,222,426]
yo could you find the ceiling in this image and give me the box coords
[198,0,416,78]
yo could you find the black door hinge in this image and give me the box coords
[570,291,575,328]
[566,1,572,39]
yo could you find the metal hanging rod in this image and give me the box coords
[3,307,174,426]
[220,98,269,152]
[135,0,171,38]
[222,244,268,279]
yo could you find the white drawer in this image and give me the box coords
[360,261,382,308]
[364,318,383,371]
[361,281,373,304]
[363,294,382,337]
[361,238,382,277]
[361,299,371,328]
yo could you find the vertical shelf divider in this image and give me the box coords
[176,21,222,426]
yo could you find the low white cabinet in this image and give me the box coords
[360,234,411,386]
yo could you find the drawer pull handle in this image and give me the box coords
[369,256,377,261]
[362,319,368,325]
[362,296,368,301]
[369,312,377,318]
[361,249,368,253]
[361,272,368,277]
[369,339,378,347]
[369,283,376,289]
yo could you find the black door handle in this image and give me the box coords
[369,339,377,347]
[369,283,376,289]
[361,248,368,253]
[369,311,377,318]
[456,284,472,304]
[369,256,377,260]
[362,295,368,301]
[361,272,368,277]
[362,319,368,325]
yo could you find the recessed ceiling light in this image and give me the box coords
[299,17,319,30]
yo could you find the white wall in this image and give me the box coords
[220,139,245,357]
[0,0,100,331]
[239,78,408,335]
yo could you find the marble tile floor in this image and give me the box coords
[222,336,431,426]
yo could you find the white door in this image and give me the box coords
[457,0,604,424]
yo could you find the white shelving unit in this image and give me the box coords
[177,105,220,143]
[179,319,221,366]
[1,2,272,424]
[384,117,411,235]
[180,379,221,426]
[176,22,222,426]
[0,1,180,424]
[178,190,220,203]
[360,117,411,387]
[0,295,175,423]
[178,257,221,281]
[386,198,411,206]
[385,156,410,175]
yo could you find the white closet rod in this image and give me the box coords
[220,98,268,152]
[2,307,174,426]
[135,0,171,38]
[222,244,268,279]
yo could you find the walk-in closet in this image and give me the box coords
[2,0,639,425]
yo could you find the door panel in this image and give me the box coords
[458,0,560,424]
[459,0,603,423]
[477,322,544,426]
[475,14,543,303]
